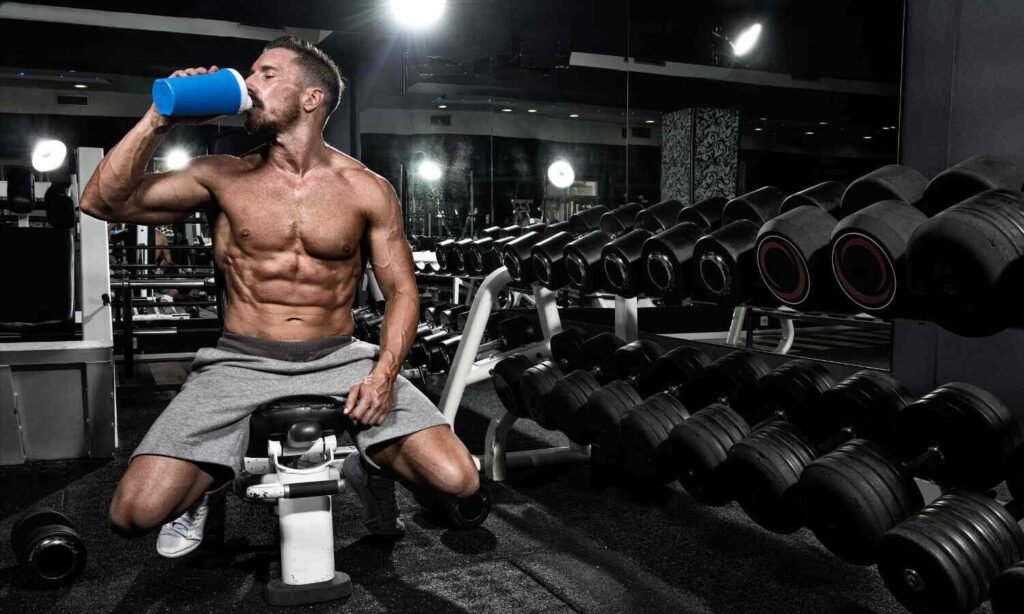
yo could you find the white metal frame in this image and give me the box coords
[437,268,644,481]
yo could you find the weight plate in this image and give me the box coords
[492,354,535,418]
[545,370,602,445]
[669,403,750,505]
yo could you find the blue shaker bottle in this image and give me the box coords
[151,68,252,117]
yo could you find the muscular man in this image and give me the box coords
[81,36,480,558]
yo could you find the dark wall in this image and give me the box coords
[894,0,1024,411]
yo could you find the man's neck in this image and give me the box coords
[266,125,328,177]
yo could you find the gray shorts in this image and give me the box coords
[130,333,449,477]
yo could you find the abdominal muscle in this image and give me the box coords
[217,247,361,342]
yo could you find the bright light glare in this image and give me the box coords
[165,148,191,171]
[32,139,67,172]
[389,0,446,29]
[731,23,762,57]
[547,160,575,189]
[418,159,443,182]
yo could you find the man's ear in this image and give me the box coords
[302,87,325,113]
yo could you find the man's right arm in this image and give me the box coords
[80,107,222,225]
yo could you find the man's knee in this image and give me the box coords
[108,486,171,538]
[432,458,480,499]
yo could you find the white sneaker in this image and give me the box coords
[156,490,220,558]
[342,452,405,537]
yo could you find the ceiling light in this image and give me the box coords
[819,121,828,126]
[863,136,873,140]
[644,120,656,124]
[754,127,763,132]
[437,104,448,109]
[805,131,814,135]
[417,159,442,182]
[527,109,537,113]
[389,0,447,29]
[31,139,67,172]
[165,148,191,171]
[547,160,575,189]
[569,113,579,118]
[731,24,763,57]
[74,84,88,89]
[501,108,512,113]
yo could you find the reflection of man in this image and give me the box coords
[81,36,480,560]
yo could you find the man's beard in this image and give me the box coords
[244,102,301,135]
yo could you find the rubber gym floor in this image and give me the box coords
[0,366,987,613]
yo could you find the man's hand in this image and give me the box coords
[345,371,395,426]
[148,66,226,131]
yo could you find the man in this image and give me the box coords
[81,36,480,558]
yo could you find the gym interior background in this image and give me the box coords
[3,1,1024,612]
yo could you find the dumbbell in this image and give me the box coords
[832,157,1024,321]
[555,345,712,462]
[539,344,714,472]
[724,370,913,534]
[465,227,517,276]
[431,315,543,373]
[564,203,649,294]
[668,355,831,505]
[598,199,693,298]
[797,382,1024,565]
[877,441,1024,614]
[993,559,1024,614]
[516,330,643,429]
[907,189,1024,336]
[641,197,728,300]
[611,349,717,483]
[449,226,525,275]
[10,507,86,588]
[500,222,552,284]
[411,485,492,530]
[876,487,1024,614]
[530,207,609,290]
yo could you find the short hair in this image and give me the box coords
[263,35,343,119]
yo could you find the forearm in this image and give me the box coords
[372,288,419,379]
[83,109,167,214]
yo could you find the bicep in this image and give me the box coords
[120,158,218,224]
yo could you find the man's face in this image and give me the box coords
[244,48,304,135]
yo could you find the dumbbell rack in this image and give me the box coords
[437,266,640,481]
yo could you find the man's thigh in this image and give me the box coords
[110,454,228,527]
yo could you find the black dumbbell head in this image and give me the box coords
[878,492,1024,614]
[830,199,928,315]
[693,220,761,305]
[755,205,839,308]
[677,196,728,233]
[920,154,1024,217]
[568,206,610,235]
[532,231,576,289]
[565,229,613,293]
[601,228,654,297]
[725,420,818,534]
[798,438,924,565]
[840,164,928,218]
[780,181,846,216]
[642,222,705,299]
[619,393,691,484]
[905,189,1024,336]
[669,403,750,505]
[636,199,686,233]
[722,186,786,227]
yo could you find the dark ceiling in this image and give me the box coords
[0,1,905,157]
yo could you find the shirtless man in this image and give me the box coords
[81,36,480,557]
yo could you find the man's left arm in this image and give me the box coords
[345,176,418,426]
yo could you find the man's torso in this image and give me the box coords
[203,149,377,341]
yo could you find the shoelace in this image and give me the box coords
[165,499,208,540]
